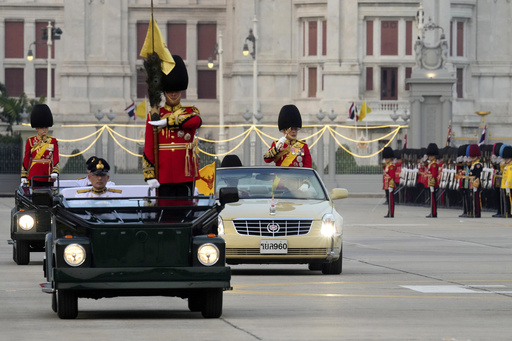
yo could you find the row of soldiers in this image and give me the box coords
[382,142,512,218]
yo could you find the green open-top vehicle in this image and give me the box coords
[40,186,238,319]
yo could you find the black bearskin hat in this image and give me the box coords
[278,105,302,131]
[426,143,439,156]
[221,154,242,168]
[382,146,394,159]
[502,145,512,159]
[30,104,53,128]
[493,143,503,156]
[161,55,188,92]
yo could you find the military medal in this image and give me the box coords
[177,130,185,138]
[184,133,191,141]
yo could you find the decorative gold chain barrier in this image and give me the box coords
[47,123,408,159]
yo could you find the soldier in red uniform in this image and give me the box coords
[382,146,396,218]
[21,104,59,187]
[425,143,439,218]
[263,104,312,168]
[143,55,202,198]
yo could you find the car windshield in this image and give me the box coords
[216,167,327,200]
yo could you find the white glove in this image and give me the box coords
[473,186,477,192]
[50,173,58,180]
[276,136,287,149]
[148,118,168,128]
[506,188,510,195]
[147,178,160,189]
[298,183,309,191]
[21,178,28,186]
[430,186,434,193]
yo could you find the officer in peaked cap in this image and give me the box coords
[75,158,122,197]
[426,143,439,217]
[382,146,396,218]
[143,55,202,199]
[21,104,60,187]
[75,156,115,187]
[263,104,312,168]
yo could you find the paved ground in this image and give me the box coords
[2,194,512,340]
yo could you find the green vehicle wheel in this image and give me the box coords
[57,290,78,319]
[52,292,57,313]
[201,289,223,318]
[14,240,30,265]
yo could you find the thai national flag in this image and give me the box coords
[348,102,357,120]
[478,125,486,146]
[125,102,135,120]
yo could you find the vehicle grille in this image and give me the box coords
[233,219,313,237]
[226,248,327,256]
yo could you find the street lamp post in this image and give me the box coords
[27,22,62,108]
[46,21,53,108]
[243,18,258,165]
[208,32,225,155]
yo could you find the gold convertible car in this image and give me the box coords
[216,166,348,274]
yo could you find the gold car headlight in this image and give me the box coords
[321,213,337,237]
[18,214,35,231]
[63,244,86,267]
[217,215,225,235]
[197,243,220,266]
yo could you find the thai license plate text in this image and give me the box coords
[260,239,288,254]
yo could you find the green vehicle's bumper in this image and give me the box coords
[53,266,231,290]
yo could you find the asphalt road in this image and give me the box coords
[1,196,512,341]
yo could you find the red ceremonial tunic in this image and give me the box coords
[21,134,59,183]
[263,139,312,168]
[426,161,439,187]
[143,104,202,184]
[382,162,396,190]
[394,160,402,185]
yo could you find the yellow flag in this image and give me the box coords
[136,100,147,119]
[195,162,216,196]
[139,16,175,75]
[358,101,372,121]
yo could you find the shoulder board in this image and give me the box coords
[77,188,92,193]
[182,105,200,114]
[294,140,307,147]
[77,176,86,180]
[108,188,122,193]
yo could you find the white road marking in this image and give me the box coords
[401,285,485,293]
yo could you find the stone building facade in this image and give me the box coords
[1,0,511,169]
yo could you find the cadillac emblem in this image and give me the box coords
[267,223,280,233]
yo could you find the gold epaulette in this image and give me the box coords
[77,176,86,180]
[77,188,92,193]
[108,188,122,193]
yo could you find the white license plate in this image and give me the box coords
[260,239,288,254]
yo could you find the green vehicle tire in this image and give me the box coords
[201,289,223,318]
[15,240,30,265]
[52,292,57,313]
[57,290,78,319]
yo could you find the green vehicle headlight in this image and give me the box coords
[197,243,220,266]
[63,244,86,266]
[19,214,35,231]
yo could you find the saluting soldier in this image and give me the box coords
[425,143,439,218]
[75,158,121,198]
[382,146,396,218]
[264,104,312,168]
[21,104,60,187]
[143,55,202,198]
[468,144,483,218]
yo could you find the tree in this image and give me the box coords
[0,82,45,133]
